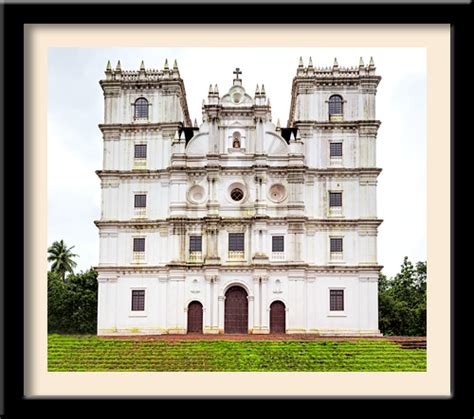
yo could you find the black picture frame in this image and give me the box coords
[1,1,469,416]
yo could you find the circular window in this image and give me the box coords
[230,86,244,104]
[268,184,287,203]
[230,188,244,201]
[188,185,206,204]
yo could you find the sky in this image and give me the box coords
[48,47,426,278]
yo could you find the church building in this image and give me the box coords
[96,56,382,335]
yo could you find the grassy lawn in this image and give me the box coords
[48,334,426,372]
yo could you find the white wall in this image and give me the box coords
[97,272,379,336]
[97,67,381,336]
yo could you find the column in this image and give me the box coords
[261,276,269,333]
[306,276,316,333]
[207,176,212,202]
[248,296,254,334]
[108,278,118,332]
[167,279,177,332]
[172,227,180,262]
[207,174,219,215]
[255,174,267,216]
[296,278,306,332]
[253,276,260,333]
[213,228,219,259]
[368,277,379,332]
[212,277,220,333]
[287,277,296,333]
[97,276,117,334]
[204,277,211,332]
[159,276,167,333]
[176,276,186,334]
[218,295,225,333]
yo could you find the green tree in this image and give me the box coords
[378,257,427,336]
[48,268,98,334]
[47,240,78,281]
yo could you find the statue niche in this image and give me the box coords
[232,131,241,149]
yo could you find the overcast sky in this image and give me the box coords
[48,47,426,278]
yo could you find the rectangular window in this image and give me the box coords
[330,290,344,311]
[133,237,145,252]
[131,290,145,311]
[330,238,343,253]
[134,194,147,208]
[228,233,245,251]
[329,192,342,207]
[330,142,343,157]
[189,235,202,252]
[134,144,147,159]
[272,236,284,252]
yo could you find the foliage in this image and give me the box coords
[48,269,98,334]
[47,240,78,281]
[48,335,426,372]
[378,257,427,336]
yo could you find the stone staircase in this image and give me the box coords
[389,337,427,350]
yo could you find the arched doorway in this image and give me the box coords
[224,286,248,334]
[270,301,286,334]
[187,301,203,334]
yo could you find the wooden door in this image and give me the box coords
[270,301,286,334]
[187,301,203,334]
[224,286,248,334]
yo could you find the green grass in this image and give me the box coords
[48,334,426,372]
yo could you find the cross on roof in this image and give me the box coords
[233,68,242,79]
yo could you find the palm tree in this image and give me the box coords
[48,240,78,281]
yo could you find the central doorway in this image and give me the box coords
[224,286,248,334]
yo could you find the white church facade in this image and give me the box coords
[96,57,382,336]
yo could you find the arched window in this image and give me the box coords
[134,97,149,119]
[328,95,343,118]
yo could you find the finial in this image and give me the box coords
[298,56,304,67]
[209,84,213,94]
[164,58,169,70]
[140,60,145,71]
[290,131,296,142]
[308,57,313,67]
[333,57,339,68]
[194,118,198,128]
[276,118,281,130]
[173,59,178,70]
[266,97,271,106]
[369,56,375,67]
[202,99,206,107]
[261,84,266,95]
[233,67,242,79]
[255,84,260,95]
[116,60,121,71]
[106,60,111,71]
[296,129,301,141]
[174,130,180,141]
[359,57,364,67]
[214,84,219,95]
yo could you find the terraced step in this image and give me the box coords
[48,334,427,372]
[389,338,427,350]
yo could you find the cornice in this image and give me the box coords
[96,167,382,179]
[98,122,183,134]
[94,218,383,229]
[95,264,383,275]
[292,120,381,131]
